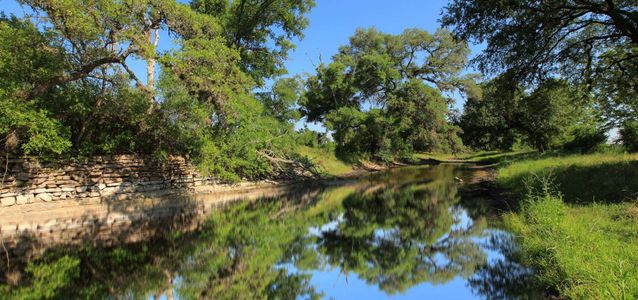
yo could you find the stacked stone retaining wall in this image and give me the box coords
[0,155,307,259]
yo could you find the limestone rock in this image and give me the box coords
[1,196,16,206]
[16,194,33,205]
[36,193,53,202]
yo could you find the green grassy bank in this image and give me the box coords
[296,146,355,177]
[495,152,638,299]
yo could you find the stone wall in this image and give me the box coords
[0,154,319,259]
[0,155,219,207]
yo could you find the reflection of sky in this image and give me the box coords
[144,165,521,300]
[291,207,509,299]
[307,267,476,300]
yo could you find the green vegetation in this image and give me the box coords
[442,0,638,126]
[0,0,315,182]
[458,75,605,153]
[299,28,475,162]
[296,145,354,177]
[2,0,638,298]
[494,152,638,298]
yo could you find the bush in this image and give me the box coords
[562,126,607,153]
[620,120,638,152]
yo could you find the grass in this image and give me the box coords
[498,152,638,203]
[297,145,354,177]
[413,150,535,164]
[496,151,638,299]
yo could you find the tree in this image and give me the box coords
[300,28,473,160]
[17,0,226,103]
[257,77,302,123]
[518,79,591,151]
[458,76,604,152]
[620,119,638,152]
[458,73,524,151]
[192,0,316,85]
[442,0,638,125]
[1,1,312,181]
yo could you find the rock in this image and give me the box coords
[15,194,33,205]
[101,187,119,196]
[76,186,88,193]
[36,193,53,202]
[1,196,16,206]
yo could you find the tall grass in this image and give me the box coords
[498,152,638,299]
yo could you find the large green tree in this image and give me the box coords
[458,73,525,151]
[442,0,638,125]
[1,0,313,181]
[300,28,474,160]
[192,0,315,85]
[458,76,605,152]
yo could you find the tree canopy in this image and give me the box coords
[192,0,315,85]
[299,28,473,160]
[442,0,638,125]
[0,0,316,182]
[458,75,605,152]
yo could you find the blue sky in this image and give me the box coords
[284,0,480,77]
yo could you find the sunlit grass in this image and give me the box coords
[505,197,638,299]
[498,151,638,298]
[413,150,535,163]
[498,152,638,202]
[297,145,354,177]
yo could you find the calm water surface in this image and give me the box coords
[9,164,540,299]
[136,164,537,299]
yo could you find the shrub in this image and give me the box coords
[620,120,638,152]
[562,125,607,153]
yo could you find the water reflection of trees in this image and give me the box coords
[313,177,488,294]
[467,232,547,300]
[2,165,536,299]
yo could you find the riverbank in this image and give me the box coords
[0,148,421,261]
[490,152,638,298]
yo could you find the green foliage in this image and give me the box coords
[0,97,71,156]
[442,0,638,124]
[518,79,599,152]
[458,73,523,151]
[561,125,607,153]
[192,0,316,85]
[4,256,80,300]
[0,1,316,180]
[295,128,330,149]
[301,28,470,161]
[620,120,638,152]
[257,77,303,123]
[195,95,300,182]
[459,77,604,152]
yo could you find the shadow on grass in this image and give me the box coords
[502,159,638,205]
